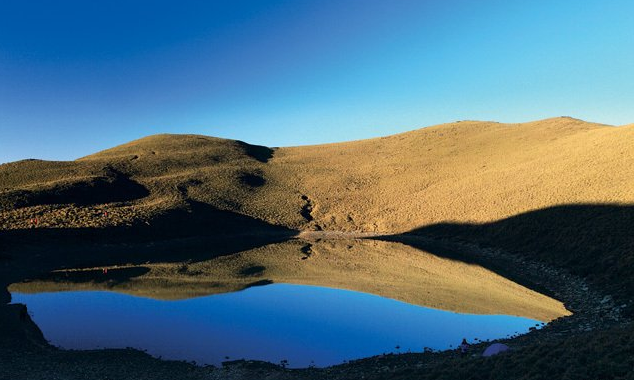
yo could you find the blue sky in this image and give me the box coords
[1,0,633,163]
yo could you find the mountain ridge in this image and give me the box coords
[1,116,633,233]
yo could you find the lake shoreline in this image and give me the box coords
[1,229,630,380]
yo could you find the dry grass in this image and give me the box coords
[262,117,634,232]
[0,134,272,228]
[2,117,633,234]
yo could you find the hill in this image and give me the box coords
[263,117,633,231]
[2,117,633,234]
[0,134,276,230]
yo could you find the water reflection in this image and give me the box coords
[10,239,570,322]
[12,284,543,367]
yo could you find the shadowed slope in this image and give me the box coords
[0,167,149,210]
[392,204,634,316]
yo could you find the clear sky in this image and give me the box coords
[1,0,633,163]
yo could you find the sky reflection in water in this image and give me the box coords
[12,284,541,367]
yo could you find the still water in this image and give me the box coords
[12,283,541,367]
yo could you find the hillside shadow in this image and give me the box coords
[236,141,274,163]
[239,172,266,188]
[380,204,634,316]
[0,168,150,210]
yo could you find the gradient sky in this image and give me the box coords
[1,0,633,163]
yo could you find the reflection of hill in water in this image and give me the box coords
[10,239,570,322]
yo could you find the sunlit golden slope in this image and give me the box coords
[0,135,274,229]
[1,117,633,233]
[261,117,634,232]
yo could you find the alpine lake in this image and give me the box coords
[9,239,569,368]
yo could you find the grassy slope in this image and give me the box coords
[264,117,634,232]
[3,117,634,233]
[0,134,278,230]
